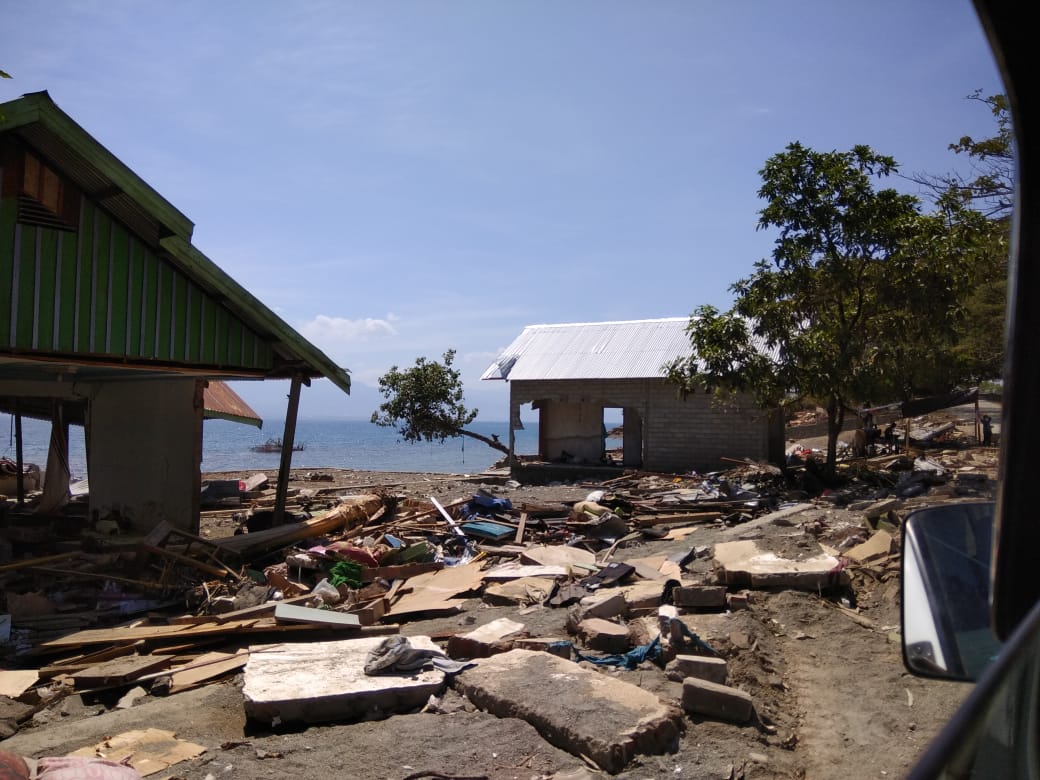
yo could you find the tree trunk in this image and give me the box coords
[458,428,510,455]
[824,395,845,478]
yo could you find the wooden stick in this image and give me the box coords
[514,512,528,544]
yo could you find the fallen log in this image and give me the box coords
[213,494,385,558]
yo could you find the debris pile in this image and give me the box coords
[0,416,999,775]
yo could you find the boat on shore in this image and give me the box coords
[250,438,304,453]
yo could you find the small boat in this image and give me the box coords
[250,438,305,453]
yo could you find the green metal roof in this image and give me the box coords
[0,91,351,395]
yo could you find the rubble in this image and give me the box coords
[0,403,1002,774]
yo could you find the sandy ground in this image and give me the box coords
[1,410,998,779]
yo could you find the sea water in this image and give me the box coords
[1,415,540,479]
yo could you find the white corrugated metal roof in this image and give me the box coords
[481,318,695,381]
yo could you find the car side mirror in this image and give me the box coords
[901,501,1002,681]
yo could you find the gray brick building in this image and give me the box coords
[482,318,784,477]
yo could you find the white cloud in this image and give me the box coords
[351,367,388,389]
[298,314,400,348]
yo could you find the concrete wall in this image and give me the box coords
[87,378,202,533]
[539,400,604,463]
[511,378,778,473]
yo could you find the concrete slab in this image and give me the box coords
[844,530,895,563]
[712,539,850,590]
[243,636,446,727]
[453,649,683,773]
[447,617,526,659]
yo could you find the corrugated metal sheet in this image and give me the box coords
[481,318,695,381]
[483,317,781,382]
[2,203,272,371]
[203,381,263,428]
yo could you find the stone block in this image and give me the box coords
[864,498,901,520]
[447,618,526,659]
[453,649,684,773]
[619,581,664,613]
[667,654,728,685]
[726,592,751,611]
[577,590,628,621]
[681,677,754,723]
[844,530,894,563]
[578,618,630,653]
[672,585,727,609]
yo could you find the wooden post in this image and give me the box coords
[14,401,24,506]
[273,373,305,525]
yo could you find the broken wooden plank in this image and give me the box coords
[632,511,721,528]
[360,561,442,584]
[514,512,528,544]
[0,551,82,574]
[72,654,176,688]
[168,650,249,693]
[273,603,361,628]
[41,620,262,650]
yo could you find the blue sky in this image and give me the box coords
[2,1,1004,422]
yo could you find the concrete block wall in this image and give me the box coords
[510,378,775,473]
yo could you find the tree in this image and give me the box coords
[911,91,1012,382]
[371,349,508,455]
[669,143,972,476]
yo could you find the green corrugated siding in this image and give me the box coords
[57,228,78,351]
[126,238,143,355]
[200,295,216,363]
[109,227,129,352]
[155,260,171,358]
[15,224,36,347]
[36,228,58,349]
[1,195,275,371]
[0,198,16,348]
[91,210,111,353]
[76,200,95,352]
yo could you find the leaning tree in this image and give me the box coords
[371,349,508,455]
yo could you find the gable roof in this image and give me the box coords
[482,318,694,382]
[0,92,350,394]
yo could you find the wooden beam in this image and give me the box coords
[273,372,304,525]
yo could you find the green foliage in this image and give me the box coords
[670,142,974,474]
[914,92,1012,382]
[371,350,477,444]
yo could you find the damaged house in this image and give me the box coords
[482,318,784,478]
[0,92,351,533]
